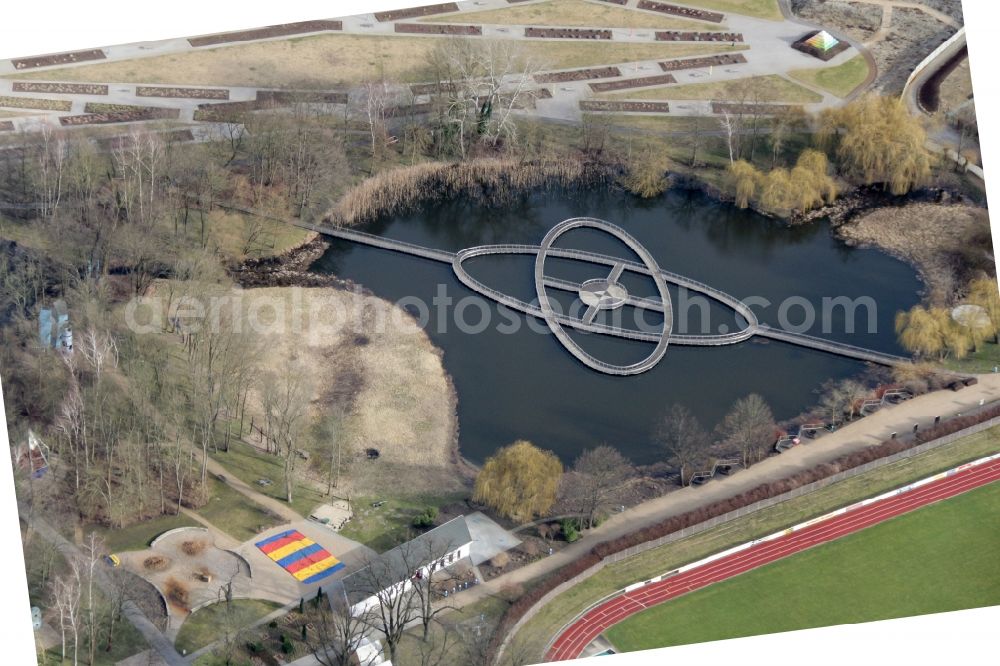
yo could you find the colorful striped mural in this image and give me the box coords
[255,530,345,584]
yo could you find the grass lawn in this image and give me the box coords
[196,477,283,543]
[44,621,149,665]
[14,35,744,88]
[210,441,328,518]
[422,0,721,29]
[175,599,283,655]
[509,425,1000,662]
[339,492,469,552]
[944,341,1000,374]
[676,0,782,20]
[790,54,871,98]
[602,74,822,103]
[394,596,511,665]
[606,480,1000,651]
[203,209,313,261]
[91,513,199,554]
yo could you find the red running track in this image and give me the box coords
[546,459,1000,661]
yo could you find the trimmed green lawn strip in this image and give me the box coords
[607,481,1000,650]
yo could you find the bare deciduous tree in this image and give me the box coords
[656,404,710,485]
[570,445,632,528]
[261,366,312,503]
[717,394,776,468]
[305,594,368,666]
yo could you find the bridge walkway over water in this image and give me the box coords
[300,220,912,368]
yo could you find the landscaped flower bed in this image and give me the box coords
[187,20,342,47]
[0,96,72,112]
[535,66,622,83]
[12,48,105,69]
[136,86,230,100]
[589,73,677,92]
[13,82,108,95]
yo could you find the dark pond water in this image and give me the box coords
[310,188,923,466]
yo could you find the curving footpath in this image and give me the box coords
[546,457,1000,661]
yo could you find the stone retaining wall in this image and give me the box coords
[0,96,72,111]
[580,100,672,113]
[638,0,724,23]
[655,30,743,42]
[394,23,483,36]
[13,49,105,70]
[136,86,230,100]
[374,3,460,21]
[60,107,180,126]
[410,81,459,95]
[659,53,746,71]
[188,20,342,47]
[535,66,622,83]
[96,129,194,150]
[525,27,613,40]
[13,82,108,95]
[256,90,348,104]
[589,73,676,92]
[712,101,803,114]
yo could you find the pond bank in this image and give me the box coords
[228,233,467,502]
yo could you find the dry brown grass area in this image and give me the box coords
[238,287,463,499]
[600,74,823,103]
[12,35,744,89]
[938,56,974,112]
[837,203,991,305]
[421,0,721,29]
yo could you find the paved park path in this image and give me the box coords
[442,372,1000,610]
[0,0,869,133]
[22,509,187,666]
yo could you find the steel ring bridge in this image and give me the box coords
[294,217,910,376]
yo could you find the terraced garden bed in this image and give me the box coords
[712,101,803,114]
[590,73,677,92]
[655,30,742,42]
[0,96,72,111]
[658,53,745,71]
[136,86,230,99]
[12,81,107,95]
[638,0,724,23]
[374,2,459,21]
[188,20,342,47]
[395,22,482,35]
[61,106,180,126]
[535,66,622,83]
[525,27,612,39]
[580,100,671,113]
[12,48,105,69]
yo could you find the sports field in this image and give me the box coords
[604,479,1000,652]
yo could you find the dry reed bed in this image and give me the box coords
[330,158,609,226]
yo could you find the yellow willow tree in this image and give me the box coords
[967,277,1000,341]
[935,308,973,360]
[895,305,945,359]
[726,160,761,208]
[473,440,562,522]
[818,95,931,195]
[794,148,838,206]
[759,167,792,211]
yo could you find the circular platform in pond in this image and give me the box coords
[579,278,628,310]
